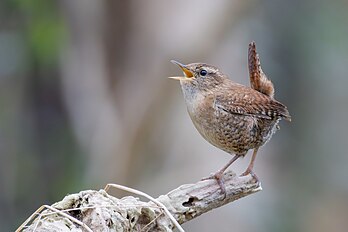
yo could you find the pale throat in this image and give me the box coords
[180,81,205,116]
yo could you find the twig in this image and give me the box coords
[105,183,185,232]
[16,205,93,232]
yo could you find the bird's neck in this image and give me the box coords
[180,81,200,104]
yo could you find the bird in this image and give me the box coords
[169,41,291,196]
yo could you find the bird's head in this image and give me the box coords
[169,60,225,90]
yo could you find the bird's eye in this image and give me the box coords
[200,69,207,76]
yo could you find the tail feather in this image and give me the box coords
[248,41,275,98]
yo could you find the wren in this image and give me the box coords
[169,42,291,196]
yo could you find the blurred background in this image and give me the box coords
[1,0,348,231]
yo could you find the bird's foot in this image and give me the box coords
[240,169,259,183]
[202,172,226,199]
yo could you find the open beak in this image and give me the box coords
[168,60,194,81]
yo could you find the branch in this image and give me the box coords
[17,171,261,232]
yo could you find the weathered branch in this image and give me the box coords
[18,171,261,232]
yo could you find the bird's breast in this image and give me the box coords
[181,87,222,148]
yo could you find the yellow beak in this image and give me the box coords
[168,60,194,81]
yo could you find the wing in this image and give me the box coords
[214,86,291,121]
[248,41,275,98]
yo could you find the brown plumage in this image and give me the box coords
[169,42,290,197]
[248,41,275,98]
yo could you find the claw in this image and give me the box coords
[202,172,226,199]
[241,169,259,183]
[201,155,240,199]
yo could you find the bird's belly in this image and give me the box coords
[189,107,279,155]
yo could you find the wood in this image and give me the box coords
[18,171,261,232]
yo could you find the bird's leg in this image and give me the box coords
[241,148,259,182]
[202,154,240,197]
